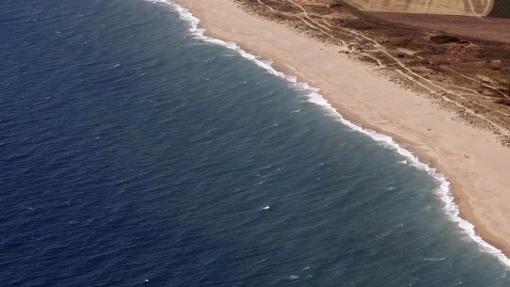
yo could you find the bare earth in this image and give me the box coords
[343,0,495,16]
[375,12,510,44]
[173,0,510,256]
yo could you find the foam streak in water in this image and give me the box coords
[149,0,510,268]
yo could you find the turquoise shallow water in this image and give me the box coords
[1,0,509,286]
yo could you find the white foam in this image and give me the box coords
[151,0,510,269]
[288,275,300,280]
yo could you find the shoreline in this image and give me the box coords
[165,0,510,263]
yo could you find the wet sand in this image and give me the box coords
[173,0,510,257]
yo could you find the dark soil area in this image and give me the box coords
[490,0,510,18]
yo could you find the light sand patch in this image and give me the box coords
[343,0,494,16]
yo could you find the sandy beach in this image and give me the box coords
[173,0,510,257]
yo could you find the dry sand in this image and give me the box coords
[173,0,510,256]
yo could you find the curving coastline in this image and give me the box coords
[155,0,510,267]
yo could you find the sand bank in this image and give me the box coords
[172,0,510,259]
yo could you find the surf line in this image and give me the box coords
[150,0,510,268]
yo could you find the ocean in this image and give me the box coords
[1,0,510,286]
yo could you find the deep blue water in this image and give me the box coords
[1,0,510,286]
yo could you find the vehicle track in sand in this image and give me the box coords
[252,0,510,136]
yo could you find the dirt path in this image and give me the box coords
[255,0,510,136]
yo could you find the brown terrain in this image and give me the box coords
[235,0,510,144]
[375,12,510,44]
[344,0,495,16]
